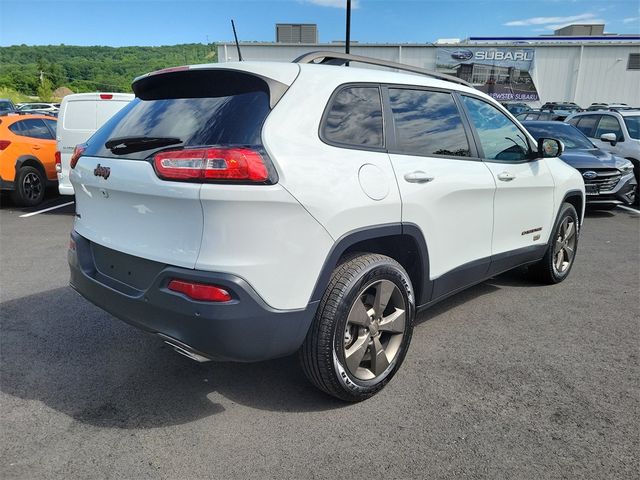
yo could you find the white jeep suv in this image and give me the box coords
[68,53,585,401]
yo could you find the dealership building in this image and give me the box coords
[217,23,640,107]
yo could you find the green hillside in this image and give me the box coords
[0,44,217,98]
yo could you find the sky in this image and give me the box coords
[0,0,639,47]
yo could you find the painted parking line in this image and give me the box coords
[19,201,75,218]
[617,205,640,214]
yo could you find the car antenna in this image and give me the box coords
[231,19,243,61]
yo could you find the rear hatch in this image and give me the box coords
[71,64,298,268]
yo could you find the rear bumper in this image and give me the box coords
[57,173,74,195]
[68,231,317,362]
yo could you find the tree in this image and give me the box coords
[37,78,54,101]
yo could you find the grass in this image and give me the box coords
[0,86,35,104]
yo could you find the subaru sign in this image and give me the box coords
[437,47,539,101]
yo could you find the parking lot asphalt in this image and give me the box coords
[1,193,639,480]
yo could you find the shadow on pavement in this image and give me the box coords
[0,287,345,430]
[0,191,75,216]
[0,265,566,428]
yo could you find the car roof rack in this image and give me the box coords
[293,51,473,87]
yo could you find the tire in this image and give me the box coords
[530,202,580,284]
[11,166,45,207]
[300,253,415,402]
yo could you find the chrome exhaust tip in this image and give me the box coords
[157,334,212,363]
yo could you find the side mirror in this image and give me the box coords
[600,133,617,146]
[537,138,564,158]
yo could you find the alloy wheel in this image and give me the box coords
[343,279,406,381]
[553,216,576,274]
[23,172,42,201]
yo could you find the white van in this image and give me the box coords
[56,92,134,194]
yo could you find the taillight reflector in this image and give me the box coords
[168,280,232,302]
[0,140,10,150]
[154,147,269,183]
[70,144,87,169]
[99,94,113,100]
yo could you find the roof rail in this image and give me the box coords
[293,51,473,87]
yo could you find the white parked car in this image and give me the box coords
[566,109,640,205]
[16,102,59,114]
[68,53,585,401]
[56,92,134,195]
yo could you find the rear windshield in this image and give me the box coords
[83,91,270,160]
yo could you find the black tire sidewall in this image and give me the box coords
[331,261,415,396]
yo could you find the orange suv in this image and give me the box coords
[0,114,58,206]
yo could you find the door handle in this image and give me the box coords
[33,145,41,150]
[404,171,434,184]
[497,172,516,182]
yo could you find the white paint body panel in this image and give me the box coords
[197,184,334,309]
[389,154,496,279]
[485,159,556,254]
[56,93,134,195]
[71,156,203,268]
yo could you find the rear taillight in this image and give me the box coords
[70,144,86,169]
[55,151,61,172]
[168,279,232,302]
[153,147,270,183]
[99,94,113,100]
[0,140,10,150]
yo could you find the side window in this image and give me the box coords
[323,86,384,148]
[461,96,529,162]
[43,119,58,137]
[8,119,53,140]
[594,116,624,142]
[572,115,599,137]
[388,88,470,157]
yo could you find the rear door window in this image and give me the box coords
[571,115,599,138]
[594,115,624,142]
[322,86,384,149]
[9,119,54,140]
[388,88,470,157]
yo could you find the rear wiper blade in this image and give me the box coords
[105,136,182,154]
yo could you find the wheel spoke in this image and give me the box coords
[560,217,569,240]
[554,238,563,254]
[564,245,574,262]
[373,280,394,318]
[564,220,574,241]
[378,308,405,333]
[347,298,370,327]
[345,335,370,373]
[555,250,564,271]
[370,336,390,376]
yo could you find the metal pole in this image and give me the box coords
[231,19,243,61]
[345,0,351,65]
